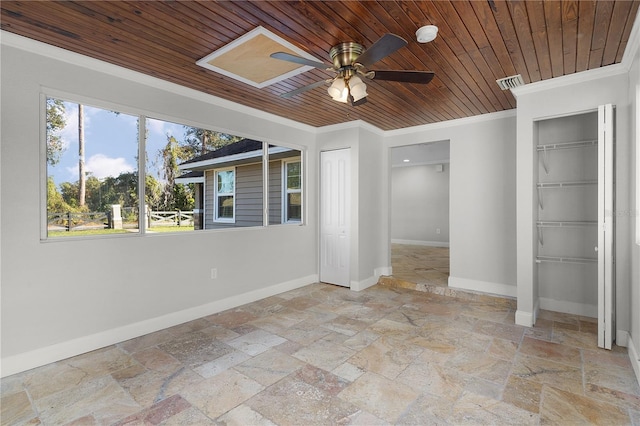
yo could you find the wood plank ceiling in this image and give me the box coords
[2,1,638,131]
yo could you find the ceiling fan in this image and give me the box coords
[270,33,435,106]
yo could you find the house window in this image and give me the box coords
[215,168,235,222]
[284,160,302,222]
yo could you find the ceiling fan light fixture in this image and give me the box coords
[349,75,368,102]
[328,77,349,102]
[416,25,438,43]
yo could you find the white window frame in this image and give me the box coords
[214,167,236,223]
[282,159,302,223]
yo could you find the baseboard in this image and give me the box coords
[0,274,318,378]
[616,330,629,348]
[448,276,517,298]
[351,266,391,292]
[515,310,535,327]
[538,297,597,318]
[628,335,640,389]
[391,239,450,248]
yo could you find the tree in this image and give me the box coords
[159,135,191,210]
[182,127,242,156]
[47,177,75,212]
[46,98,67,166]
[173,182,195,211]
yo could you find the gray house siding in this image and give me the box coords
[205,163,263,229]
[204,161,288,229]
[269,161,283,225]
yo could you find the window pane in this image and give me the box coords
[287,193,302,221]
[268,147,302,225]
[218,195,234,218]
[217,170,234,193]
[46,99,139,237]
[287,162,301,189]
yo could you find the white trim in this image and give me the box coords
[391,239,449,247]
[448,276,517,298]
[214,167,235,223]
[175,176,205,184]
[316,119,385,136]
[628,335,640,388]
[616,330,629,348]
[350,267,391,292]
[0,274,318,377]
[196,26,321,89]
[385,109,517,137]
[511,65,627,98]
[515,310,535,327]
[179,146,292,171]
[282,159,302,223]
[538,297,597,318]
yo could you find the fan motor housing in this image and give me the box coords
[329,42,364,69]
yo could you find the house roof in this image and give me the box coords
[174,170,204,184]
[180,139,263,167]
[177,138,298,172]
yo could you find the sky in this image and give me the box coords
[47,101,187,186]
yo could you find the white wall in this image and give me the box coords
[391,163,450,245]
[316,124,389,291]
[0,35,319,376]
[513,70,633,332]
[629,35,640,384]
[384,112,518,297]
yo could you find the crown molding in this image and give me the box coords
[384,109,516,137]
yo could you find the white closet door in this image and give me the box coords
[597,104,615,350]
[320,149,351,287]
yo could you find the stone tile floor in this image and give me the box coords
[391,244,449,287]
[2,282,639,425]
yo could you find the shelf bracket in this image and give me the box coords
[541,145,549,175]
[537,226,544,246]
[537,186,544,210]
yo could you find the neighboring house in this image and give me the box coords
[177,138,302,229]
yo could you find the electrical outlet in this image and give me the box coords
[436,228,441,234]
[210,268,218,279]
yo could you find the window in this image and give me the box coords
[45,98,140,238]
[44,95,304,238]
[284,160,302,222]
[215,168,235,222]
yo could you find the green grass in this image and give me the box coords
[48,228,130,237]
[146,226,195,233]
[48,225,194,237]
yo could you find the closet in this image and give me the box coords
[534,105,615,349]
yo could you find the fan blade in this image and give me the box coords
[270,52,329,70]
[279,80,328,98]
[354,33,407,67]
[370,70,435,84]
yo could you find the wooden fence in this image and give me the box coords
[148,210,194,227]
[48,208,193,231]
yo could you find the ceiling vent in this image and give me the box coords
[496,74,524,90]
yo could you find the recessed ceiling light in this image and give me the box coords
[403,159,410,163]
[416,25,438,43]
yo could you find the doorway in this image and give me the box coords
[319,148,351,287]
[390,141,450,287]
